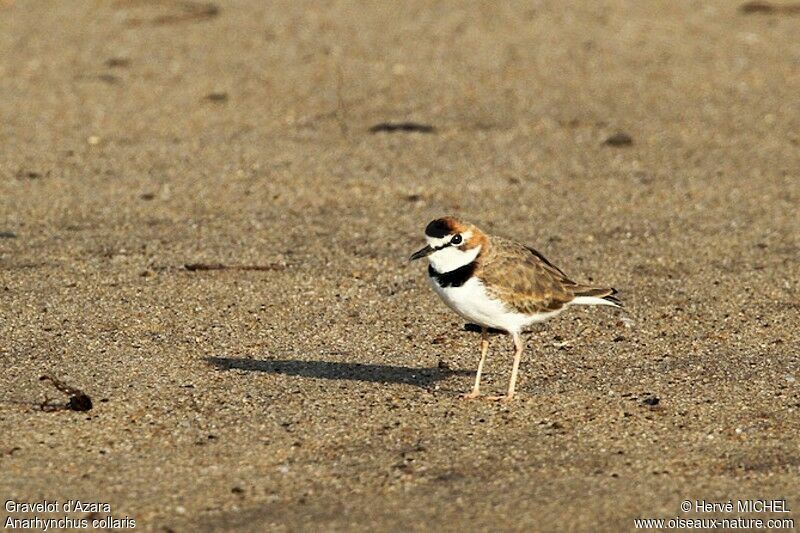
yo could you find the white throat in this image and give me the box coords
[428,245,481,273]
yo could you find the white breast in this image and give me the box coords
[428,275,554,334]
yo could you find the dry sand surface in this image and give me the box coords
[1,1,799,531]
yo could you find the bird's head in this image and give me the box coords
[409,217,487,272]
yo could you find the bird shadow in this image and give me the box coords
[206,356,472,388]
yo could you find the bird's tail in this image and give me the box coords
[570,286,623,308]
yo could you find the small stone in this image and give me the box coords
[0,231,17,239]
[16,170,42,179]
[205,92,229,102]
[67,394,93,412]
[641,395,660,406]
[105,57,130,68]
[603,132,633,146]
[739,1,775,14]
[87,135,101,145]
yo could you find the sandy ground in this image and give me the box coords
[1,1,799,531]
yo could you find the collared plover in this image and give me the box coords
[410,217,622,402]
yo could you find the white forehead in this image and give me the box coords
[426,230,472,248]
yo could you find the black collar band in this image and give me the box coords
[428,261,476,288]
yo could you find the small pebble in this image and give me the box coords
[205,92,229,102]
[105,57,130,68]
[641,396,660,406]
[603,132,633,146]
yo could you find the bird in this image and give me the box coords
[409,216,622,402]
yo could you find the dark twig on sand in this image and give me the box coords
[739,1,800,14]
[123,1,219,26]
[368,122,436,134]
[39,375,93,412]
[184,263,284,272]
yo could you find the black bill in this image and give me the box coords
[409,244,434,261]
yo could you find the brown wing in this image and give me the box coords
[477,237,580,315]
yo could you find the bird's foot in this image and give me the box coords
[485,394,515,403]
[462,390,481,400]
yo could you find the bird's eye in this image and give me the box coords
[451,234,463,245]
